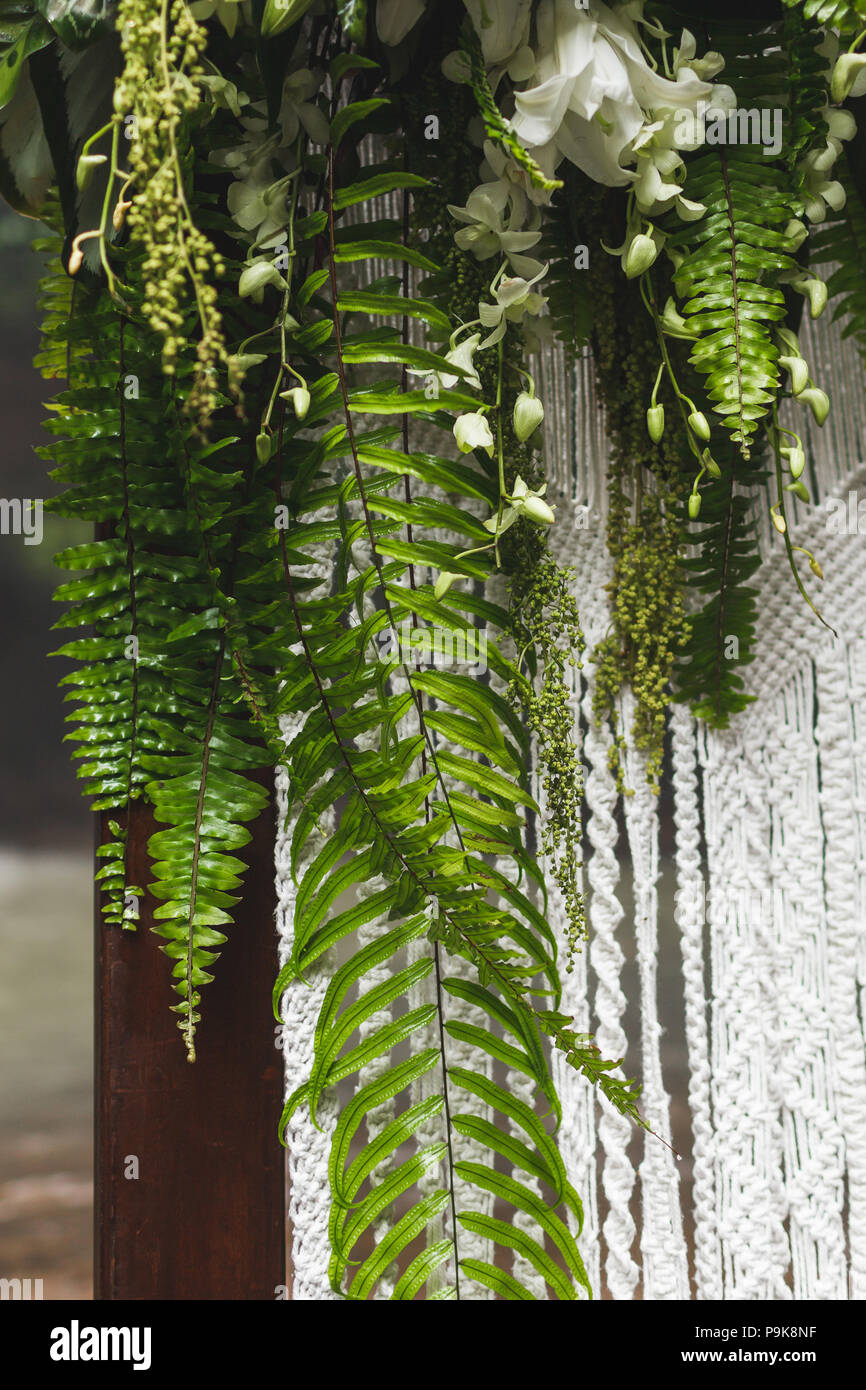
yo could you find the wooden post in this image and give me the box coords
[94,781,285,1300]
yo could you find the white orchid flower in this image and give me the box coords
[448,181,542,262]
[480,138,558,209]
[278,68,329,147]
[227,161,295,248]
[463,0,533,67]
[189,0,246,37]
[511,0,722,188]
[377,0,426,45]
[437,332,482,390]
[454,412,495,455]
[478,262,548,347]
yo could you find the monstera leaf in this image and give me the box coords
[0,2,51,111]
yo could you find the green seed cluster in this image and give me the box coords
[114,0,228,427]
[564,169,690,794]
[507,544,587,966]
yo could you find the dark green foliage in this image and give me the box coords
[811,157,866,364]
[673,436,763,726]
[38,235,273,1056]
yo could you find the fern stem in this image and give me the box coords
[324,141,470,861]
[718,146,749,457]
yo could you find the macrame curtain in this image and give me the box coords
[274,170,866,1296]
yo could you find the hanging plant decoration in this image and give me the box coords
[4,0,865,1299]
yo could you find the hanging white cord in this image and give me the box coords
[670,701,722,1300]
[620,692,690,1299]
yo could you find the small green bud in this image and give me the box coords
[522,496,556,526]
[513,390,544,442]
[256,432,272,464]
[625,233,658,279]
[280,385,311,420]
[646,403,665,443]
[434,571,460,600]
[76,153,107,192]
[661,296,696,340]
[689,411,711,442]
[800,387,830,426]
[802,278,828,320]
[701,449,721,479]
[783,219,808,251]
[779,355,809,396]
[688,492,701,520]
[831,51,866,104]
[787,479,811,503]
[771,510,787,534]
[239,260,286,298]
[783,444,806,479]
[809,556,824,579]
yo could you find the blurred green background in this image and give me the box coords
[0,203,92,1299]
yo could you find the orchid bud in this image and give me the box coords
[434,571,459,599]
[801,278,828,320]
[661,297,696,339]
[689,411,711,442]
[771,511,787,534]
[688,492,701,519]
[76,153,107,192]
[790,447,806,479]
[68,246,84,276]
[513,391,544,441]
[646,404,665,442]
[787,479,811,503]
[779,355,809,396]
[625,233,658,279]
[239,260,285,298]
[701,450,721,479]
[800,387,830,426]
[280,385,311,420]
[831,52,866,105]
[454,412,494,455]
[783,219,809,251]
[522,496,556,526]
[809,556,824,579]
[256,432,272,464]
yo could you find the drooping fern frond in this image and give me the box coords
[41,228,275,1055]
[663,25,803,458]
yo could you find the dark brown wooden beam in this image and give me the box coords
[94,781,284,1300]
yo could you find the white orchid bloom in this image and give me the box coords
[278,68,329,147]
[437,332,482,390]
[463,0,533,67]
[377,0,426,45]
[478,262,548,347]
[480,138,558,209]
[674,29,724,82]
[448,180,542,262]
[511,0,722,188]
[189,0,246,37]
[454,412,495,455]
[227,161,295,248]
